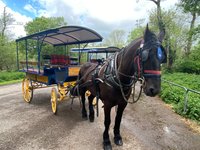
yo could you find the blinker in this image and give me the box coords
[157,47,165,63]
[141,50,149,62]
[141,46,165,63]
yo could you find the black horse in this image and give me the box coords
[71,25,166,150]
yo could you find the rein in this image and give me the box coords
[115,52,143,104]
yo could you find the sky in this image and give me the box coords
[0,0,179,39]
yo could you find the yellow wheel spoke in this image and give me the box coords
[22,78,33,103]
[51,88,57,114]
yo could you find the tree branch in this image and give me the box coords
[149,0,158,5]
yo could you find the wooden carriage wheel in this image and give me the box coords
[22,78,33,103]
[51,87,58,114]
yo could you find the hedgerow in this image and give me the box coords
[0,71,24,83]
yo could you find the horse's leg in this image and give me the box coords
[88,94,95,122]
[81,89,87,119]
[113,102,127,146]
[103,103,112,150]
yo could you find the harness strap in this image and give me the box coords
[144,70,161,74]
[134,55,141,78]
[143,70,161,78]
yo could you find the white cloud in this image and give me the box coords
[0,0,179,39]
[24,4,37,16]
[35,0,178,38]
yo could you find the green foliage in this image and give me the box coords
[161,85,184,104]
[127,26,144,42]
[0,71,24,83]
[192,24,200,42]
[179,0,200,14]
[18,16,68,63]
[176,60,200,74]
[149,8,188,60]
[174,95,200,121]
[25,16,67,35]
[0,37,16,70]
[175,43,200,74]
[0,8,16,71]
[161,73,200,122]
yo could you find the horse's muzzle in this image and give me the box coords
[144,86,160,97]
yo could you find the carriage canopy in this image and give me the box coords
[16,26,103,46]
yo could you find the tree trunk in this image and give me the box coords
[185,12,196,57]
[150,0,165,32]
[1,7,7,38]
[157,1,165,32]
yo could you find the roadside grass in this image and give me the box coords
[161,72,200,124]
[0,71,25,85]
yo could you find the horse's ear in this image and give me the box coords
[158,29,165,43]
[144,24,149,35]
[144,24,150,40]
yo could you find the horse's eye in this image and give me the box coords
[142,50,149,62]
[157,47,165,62]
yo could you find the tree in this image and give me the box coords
[136,0,166,32]
[127,26,145,42]
[104,29,126,48]
[25,16,67,35]
[23,16,68,59]
[0,36,16,70]
[0,7,16,71]
[0,6,15,38]
[148,0,166,32]
[149,8,190,69]
[178,0,200,56]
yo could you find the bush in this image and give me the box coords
[161,86,184,104]
[174,94,200,121]
[176,60,200,74]
[161,73,200,122]
[174,44,200,74]
[0,71,24,83]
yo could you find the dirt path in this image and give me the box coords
[0,83,199,150]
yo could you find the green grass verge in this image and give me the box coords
[0,71,25,85]
[0,79,23,86]
[161,73,200,123]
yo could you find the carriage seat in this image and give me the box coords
[50,55,70,65]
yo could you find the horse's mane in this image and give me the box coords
[125,37,143,51]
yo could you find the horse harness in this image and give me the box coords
[92,39,166,104]
[75,39,166,116]
[91,51,141,105]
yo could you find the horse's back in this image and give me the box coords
[80,62,98,75]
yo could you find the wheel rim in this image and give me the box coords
[22,78,33,103]
[51,88,57,114]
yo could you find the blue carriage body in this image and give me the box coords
[16,26,103,85]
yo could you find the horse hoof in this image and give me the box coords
[89,116,94,122]
[114,136,123,146]
[103,141,112,150]
[82,114,88,120]
[103,144,112,150]
[89,118,94,122]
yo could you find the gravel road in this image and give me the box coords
[0,83,199,150]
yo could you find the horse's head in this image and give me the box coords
[139,25,167,97]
